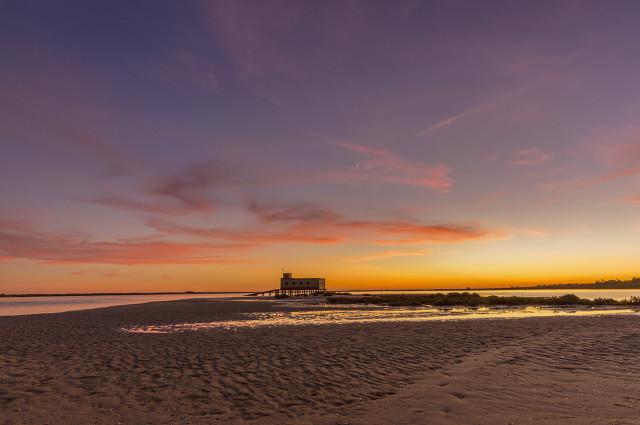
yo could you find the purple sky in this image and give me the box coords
[2,0,640,292]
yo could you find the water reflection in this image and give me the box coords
[0,293,245,316]
[123,305,640,333]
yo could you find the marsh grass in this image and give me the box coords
[327,292,640,307]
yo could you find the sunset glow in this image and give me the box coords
[2,1,640,293]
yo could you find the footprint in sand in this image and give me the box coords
[451,391,466,400]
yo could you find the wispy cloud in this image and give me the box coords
[248,201,499,245]
[91,160,268,215]
[346,249,428,263]
[540,128,640,192]
[0,217,253,265]
[146,200,502,249]
[0,52,138,176]
[149,216,343,245]
[474,191,506,207]
[206,0,302,79]
[92,144,453,217]
[418,76,559,137]
[154,51,220,93]
[247,201,342,224]
[419,110,472,135]
[598,133,640,182]
[509,148,554,166]
[151,160,229,212]
[334,142,453,191]
[149,202,347,244]
[91,194,214,215]
[205,0,369,81]
[626,195,640,205]
[339,220,497,244]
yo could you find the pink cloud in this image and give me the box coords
[0,196,505,267]
[513,228,550,238]
[598,136,640,182]
[347,249,428,263]
[92,194,215,215]
[509,148,554,166]
[626,196,640,205]
[247,201,341,224]
[339,220,497,244]
[334,142,453,191]
[419,111,469,135]
[147,201,501,248]
[474,191,506,207]
[0,217,253,265]
[541,130,640,192]
[150,202,346,244]
[206,0,302,79]
[92,146,453,218]
[149,217,343,245]
[247,201,499,245]
[91,160,265,215]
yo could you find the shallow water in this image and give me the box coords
[3,288,639,317]
[124,304,640,333]
[0,293,245,316]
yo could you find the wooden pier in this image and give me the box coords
[246,288,326,297]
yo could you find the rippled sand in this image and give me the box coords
[1,299,640,424]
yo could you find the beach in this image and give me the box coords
[2,298,640,424]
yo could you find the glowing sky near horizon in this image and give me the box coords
[2,0,640,293]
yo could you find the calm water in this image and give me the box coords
[124,304,640,333]
[0,293,245,316]
[3,288,640,317]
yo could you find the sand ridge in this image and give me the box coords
[1,299,640,424]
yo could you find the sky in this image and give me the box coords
[2,0,640,293]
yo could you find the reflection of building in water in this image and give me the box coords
[280,272,326,291]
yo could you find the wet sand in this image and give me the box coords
[1,299,639,424]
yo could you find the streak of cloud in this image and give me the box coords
[0,50,138,176]
[625,196,640,205]
[248,201,499,244]
[146,200,501,249]
[334,141,453,191]
[346,250,428,263]
[509,148,554,166]
[0,217,253,265]
[419,110,473,136]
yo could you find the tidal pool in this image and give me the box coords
[123,304,640,333]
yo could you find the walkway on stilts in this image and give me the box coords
[246,288,326,297]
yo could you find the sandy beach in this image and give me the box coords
[2,298,640,424]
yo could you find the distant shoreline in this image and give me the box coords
[343,284,640,292]
[3,281,640,298]
[342,279,640,292]
[0,291,247,298]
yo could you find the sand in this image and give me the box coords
[1,298,640,424]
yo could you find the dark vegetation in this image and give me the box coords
[528,277,640,290]
[327,292,640,307]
